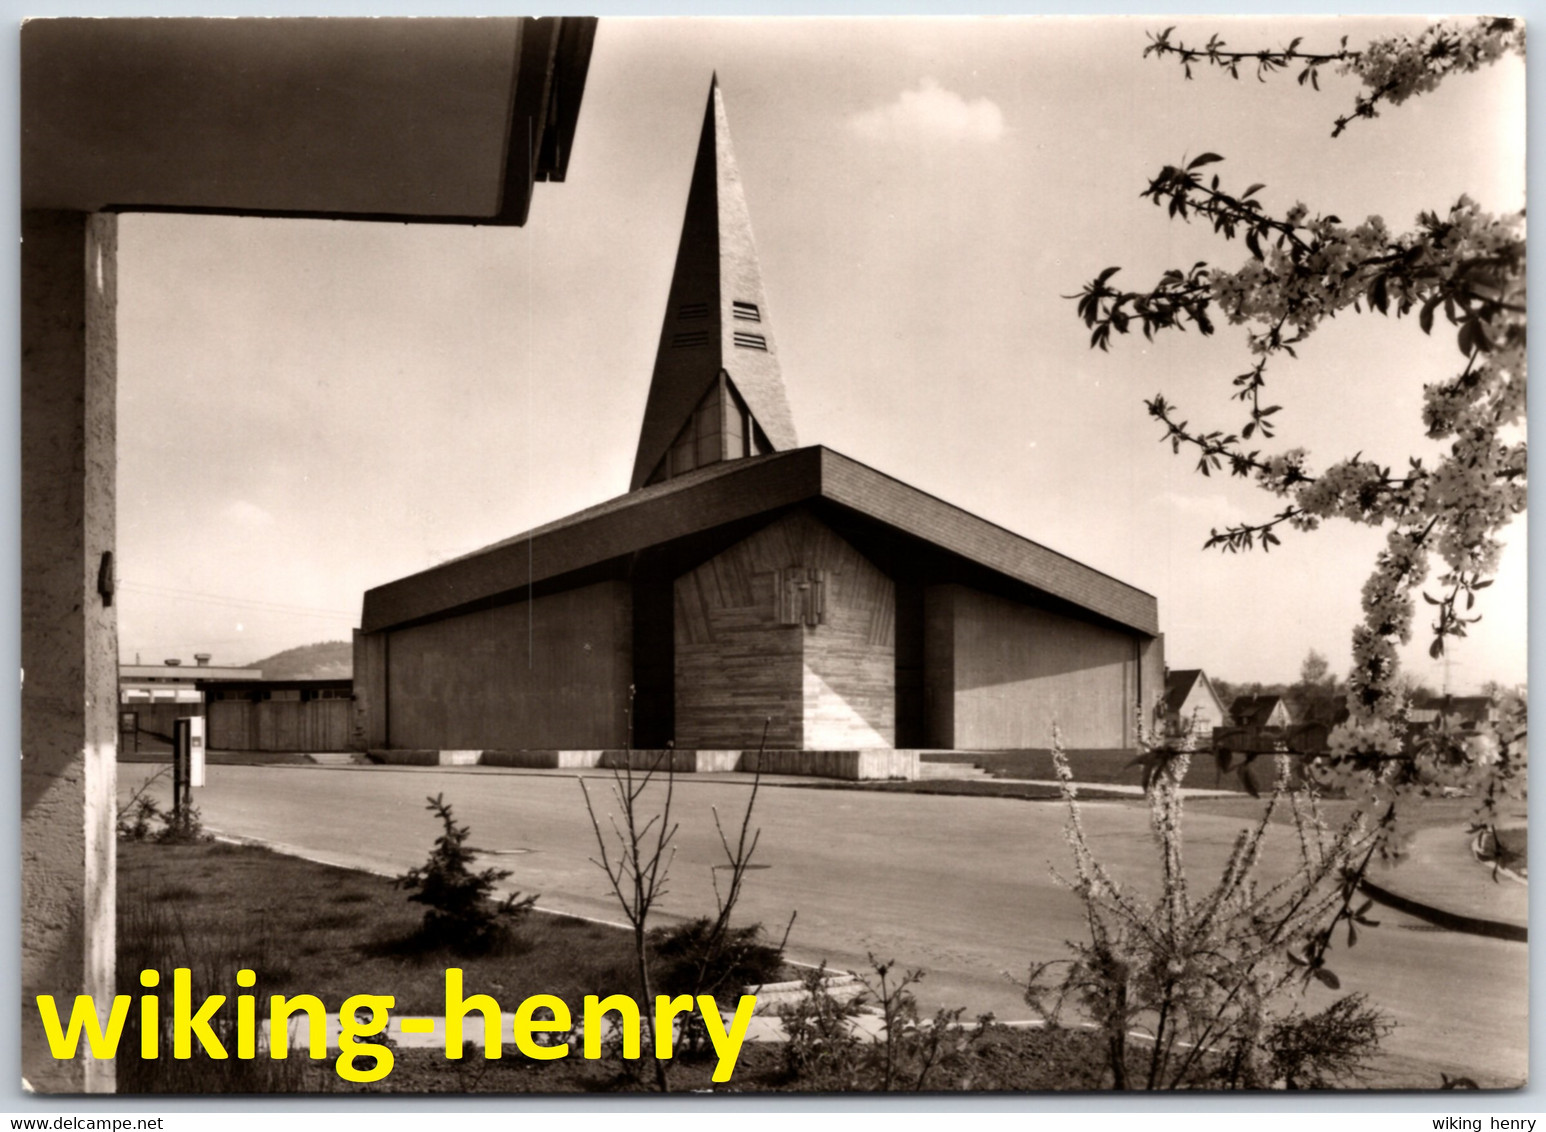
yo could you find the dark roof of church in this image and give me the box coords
[361,445,1160,636]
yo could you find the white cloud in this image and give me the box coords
[848,78,1005,143]
[1157,490,1248,528]
[223,499,276,528]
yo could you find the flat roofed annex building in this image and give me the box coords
[355,78,1162,759]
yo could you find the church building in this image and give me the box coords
[353,79,1163,772]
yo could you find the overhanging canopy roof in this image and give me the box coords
[361,446,1159,637]
[23,17,596,225]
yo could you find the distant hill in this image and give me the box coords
[248,640,352,681]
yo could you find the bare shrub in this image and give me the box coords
[777,956,991,1091]
[1266,993,1394,1089]
[579,708,781,1090]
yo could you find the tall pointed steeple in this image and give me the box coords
[631,76,798,491]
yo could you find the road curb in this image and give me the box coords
[1358,877,1527,943]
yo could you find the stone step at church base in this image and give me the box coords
[363,747,920,781]
[916,760,996,782]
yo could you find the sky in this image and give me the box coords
[114,15,1527,692]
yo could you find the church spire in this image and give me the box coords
[631,76,797,491]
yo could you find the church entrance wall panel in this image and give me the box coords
[673,509,895,750]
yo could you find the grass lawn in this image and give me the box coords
[116,836,650,1093]
[1485,825,1527,874]
[118,838,640,1018]
[347,1025,1122,1094]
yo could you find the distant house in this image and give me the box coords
[1409,694,1499,731]
[119,654,262,752]
[1230,693,1293,730]
[200,678,353,753]
[1165,669,1228,738]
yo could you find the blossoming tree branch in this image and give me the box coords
[1143,17,1525,137]
[1073,17,1526,863]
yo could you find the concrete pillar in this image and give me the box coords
[1138,632,1165,743]
[351,629,388,750]
[21,210,118,1093]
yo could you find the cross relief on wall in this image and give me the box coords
[773,566,828,628]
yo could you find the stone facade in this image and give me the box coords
[674,510,894,749]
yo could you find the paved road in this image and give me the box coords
[120,763,1528,1086]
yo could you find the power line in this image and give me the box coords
[119,580,357,620]
[122,579,354,614]
[122,583,354,619]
